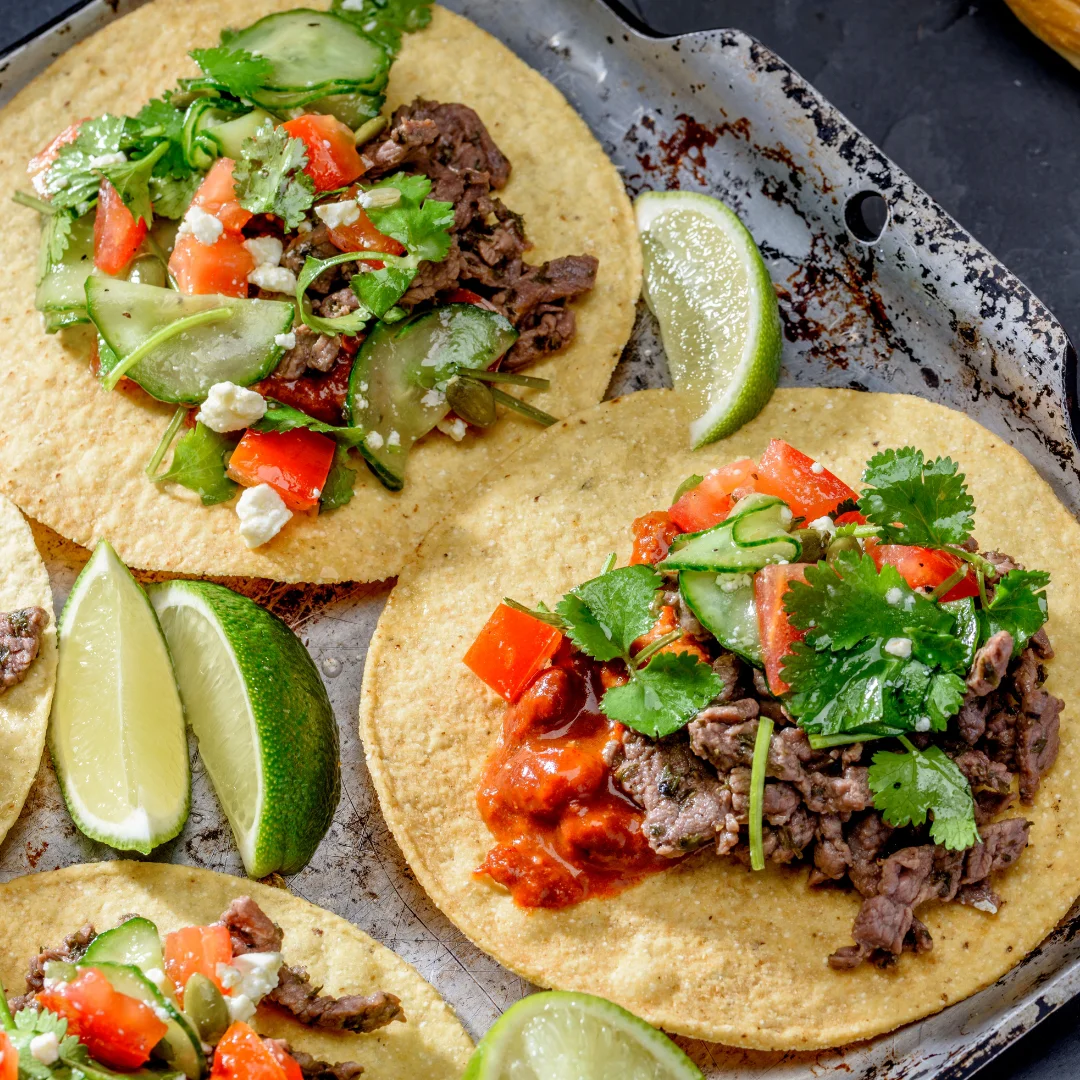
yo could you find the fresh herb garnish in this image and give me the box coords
[320,446,359,510]
[6,1006,82,1079]
[672,474,703,503]
[99,140,169,227]
[980,568,1050,654]
[232,121,316,229]
[331,0,434,55]
[190,46,275,100]
[867,735,979,850]
[155,422,238,506]
[254,401,367,449]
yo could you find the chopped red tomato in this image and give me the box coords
[164,924,233,1004]
[755,564,808,696]
[669,457,757,532]
[226,428,336,512]
[36,968,168,1070]
[632,605,710,663]
[323,200,405,266]
[464,603,564,702]
[263,1040,303,1080]
[754,440,857,523]
[834,510,866,527]
[190,158,253,233]
[629,510,680,565]
[28,120,86,195]
[93,178,147,275]
[444,287,499,312]
[212,1022,298,1080]
[870,545,979,602]
[169,232,255,297]
[281,114,365,191]
[0,1032,18,1080]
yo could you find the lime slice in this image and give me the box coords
[463,991,703,1080]
[50,540,189,852]
[636,190,782,447]
[147,580,339,876]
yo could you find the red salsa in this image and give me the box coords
[475,646,673,907]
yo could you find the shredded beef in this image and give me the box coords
[280,1046,365,1080]
[269,965,405,1033]
[219,896,284,954]
[9,924,96,1012]
[0,607,48,693]
[967,631,1014,695]
[276,326,342,380]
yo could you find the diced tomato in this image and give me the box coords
[669,457,758,532]
[169,232,255,297]
[281,114,365,191]
[0,1032,18,1080]
[629,510,680,566]
[28,120,86,196]
[754,440,858,523]
[212,1022,296,1080]
[464,603,564,702]
[632,604,710,664]
[190,158,253,233]
[226,428,337,512]
[36,968,168,1070]
[834,510,866,527]
[444,287,499,312]
[93,178,148,275]
[870,545,979,602]
[264,1040,303,1080]
[164,924,233,1005]
[322,200,405,266]
[755,564,809,696]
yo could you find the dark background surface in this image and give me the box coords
[1,0,1078,1076]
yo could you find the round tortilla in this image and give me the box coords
[360,387,1080,1049]
[0,862,472,1078]
[0,2,640,583]
[0,494,55,848]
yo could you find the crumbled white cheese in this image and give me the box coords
[808,515,837,537]
[436,417,468,441]
[810,460,824,475]
[717,573,753,593]
[296,219,313,234]
[30,1034,60,1065]
[914,717,931,732]
[89,151,127,170]
[217,963,241,991]
[229,952,282,1003]
[236,484,292,548]
[196,382,267,433]
[387,429,401,447]
[885,587,904,606]
[884,637,912,659]
[315,199,361,229]
[365,431,385,450]
[275,331,297,350]
[225,993,256,1023]
[153,1005,172,1023]
[144,967,169,991]
[779,506,793,527]
[244,235,284,267]
[248,265,298,293]
[178,204,224,247]
[972,897,999,915]
[421,388,447,408]
[357,187,401,209]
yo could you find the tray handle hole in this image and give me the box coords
[845,191,889,244]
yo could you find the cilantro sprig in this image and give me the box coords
[981,569,1050,654]
[232,122,315,229]
[190,46,275,100]
[331,0,434,55]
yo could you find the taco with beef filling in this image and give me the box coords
[0,0,639,582]
[0,863,471,1080]
[360,387,1080,1049]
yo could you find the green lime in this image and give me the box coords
[50,540,189,853]
[463,991,703,1080]
[148,580,339,877]
[636,189,782,448]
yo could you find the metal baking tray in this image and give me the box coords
[1,2,1076,1077]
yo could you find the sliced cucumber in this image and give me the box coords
[662,495,800,572]
[36,213,96,319]
[226,10,389,94]
[79,963,203,1080]
[82,916,165,977]
[87,278,293,403]
[181,98,228,170]
[204,108,274,159]
[347,304,518,490]
[44,309,89,332]
[730,494,793,546]
[680,570,762,666]
[307,92,384,130]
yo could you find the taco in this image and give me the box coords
[0,862,472,1080]
[0,495,56,848]
[360,387,1080,1049]
[0,0,639,582]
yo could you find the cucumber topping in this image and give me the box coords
[87,278,293,403]
[203,107,274,160]
[35,212,96,327]
[81,916,166,979]
[679,570,763,666]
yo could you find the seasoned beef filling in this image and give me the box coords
[263,1042,364,1080]
[608,579,1058,970]
[8,923,96,1012]
[0,606,48,693]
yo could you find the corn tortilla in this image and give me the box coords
[0,2,640,583]
[0,862,472,1078]
[0,494,56,849]
[360,388,1080,1049]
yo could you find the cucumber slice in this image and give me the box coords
[680,571,763,666]
[204,108,274,160]
[86,278,293,403]
[661,508,800,572]
[44,309,89,333]
[82,917,166,977]
[347,304,518,490]
[181,98,228,170]
[36,213,96,317]
[226,10,389,94]
[81,962,203,1080]
[730,495,793,547]
[307,92,384,130]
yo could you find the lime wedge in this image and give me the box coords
[50,540,189,853]
[463,991,703,1080]
[636,190,782,447]
[147,580,339,877]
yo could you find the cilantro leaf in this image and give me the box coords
[555,565,661,662]
[190,46,274,100]
[233,122,315,229]
[366,174,454,264]
[352,265,416,319]
[149,171,201,220]
[858,447,975,548]
[868,740,979,850]
[981,568,1050,654]
[100,140,169,226]
[254,401,368,448]
[158,423,238,505]
[927,671,968,727]
[320,446,358,511]
[45,115,129,214]
[132,96,192,179]
[331,0,433,54]
[601,650,722,738]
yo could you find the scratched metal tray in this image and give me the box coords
[1,1,1077,1077]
